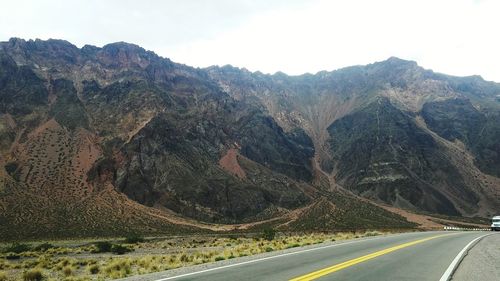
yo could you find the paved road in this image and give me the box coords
[122,231,492,281]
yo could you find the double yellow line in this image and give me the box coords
[290,234,447,281]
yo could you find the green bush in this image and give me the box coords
[4,162,18,175]
[33,242,54,252]
[4,243,31,253]
[111,244,132,255]
[265,247,274,252]
[22,269,44,281]
[124,234,144,244]
[92,241,113,253]
[262,228,276,241]
[214,256,225,261]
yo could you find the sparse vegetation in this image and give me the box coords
[0,231,394,280]
[4,243,31,254]
[63,265,74,276]
[103,258,131,279]
[262,228,276,241]
[286,243,301,249]
[33,242,54,252]
[88,264,100,274]
[5,253,21,260]
[111,244,132,255]
[364,231,382,237]
[124,234,145,244]
[92,241,113,253]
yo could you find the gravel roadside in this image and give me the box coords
[452,233,500,281]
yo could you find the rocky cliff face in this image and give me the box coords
[207,57,500,217]
[0,38,498,239]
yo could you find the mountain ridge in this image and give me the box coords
[0,38,499,240]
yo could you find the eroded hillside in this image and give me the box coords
[0,38,498,239]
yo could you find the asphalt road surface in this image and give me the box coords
[122,231,493,281]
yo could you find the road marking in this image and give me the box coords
[438,233,492,281]
[289,234,448,281]
[152,232,428,281]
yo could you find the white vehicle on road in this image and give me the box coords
[491,216,500,231]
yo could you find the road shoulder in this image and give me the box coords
[451,233,500,281]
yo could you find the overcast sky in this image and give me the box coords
[1,0,499,81]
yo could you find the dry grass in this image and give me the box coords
[103,259,132,279]
[88,264,100,274]
[0,230,391,280]
[22,269,44,281]
[62,265,74,276]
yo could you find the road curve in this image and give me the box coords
[120,231,490,281]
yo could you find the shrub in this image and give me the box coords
[22,269,44,281]
[265,247,274,252]
[124,234,144,244]
[262,228,276,241]
[4,162,18,175]
[111,244,132,255]
[214,256,225,261]
[62,266,73,276]
[92,241,113,253]
[4,243,31,254]
[33,243,54,252]
[179,253,189,263]
[88,264,100,274]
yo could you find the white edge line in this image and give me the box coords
[154,232,440,281]
[439,233,492,281]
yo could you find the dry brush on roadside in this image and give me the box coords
[0,230,390,280]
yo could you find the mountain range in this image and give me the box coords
[0,38,499,240]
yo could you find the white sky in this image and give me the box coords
[1,0,499,81]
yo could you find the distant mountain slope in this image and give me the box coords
[207,57,500,217]
[0,38,498,239]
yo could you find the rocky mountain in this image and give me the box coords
[207,58,500,217]
[0,38,498,239]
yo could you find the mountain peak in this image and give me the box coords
[97,41,160,68]
[102,41,145,52]
[382,56,418,66]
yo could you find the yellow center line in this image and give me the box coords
[289,234,449,281]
